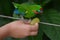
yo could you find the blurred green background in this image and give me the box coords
[0,0,60,40]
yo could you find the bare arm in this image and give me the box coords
[0,20,38,40]
[0,25,9,40]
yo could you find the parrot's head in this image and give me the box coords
[24,5,43,18]
[13,2,43,19]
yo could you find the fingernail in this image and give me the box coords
[35,23,38,25]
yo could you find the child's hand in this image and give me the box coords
[8,20,38,38]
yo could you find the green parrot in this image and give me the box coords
[13,2,42,19]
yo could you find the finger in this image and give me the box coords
[24,19,31,24]
[35,23,39,27]
[30,23,39,31]
[30,31,38,36]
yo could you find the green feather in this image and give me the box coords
[13,2,42,18]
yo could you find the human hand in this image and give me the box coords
[8,20,38,38]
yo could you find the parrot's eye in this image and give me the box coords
[37,10,40,13]
[37,10,43,13]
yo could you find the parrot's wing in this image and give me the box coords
[21,3,36,18]
[30,5,41,10]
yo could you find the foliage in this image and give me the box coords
[0,0,60,40]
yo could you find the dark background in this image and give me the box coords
[0,0,60,40]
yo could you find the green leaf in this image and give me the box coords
[41,0,51,6]
[41,9,60,40]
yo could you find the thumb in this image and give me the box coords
[30,23,39,32]
[35,23,39,27]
